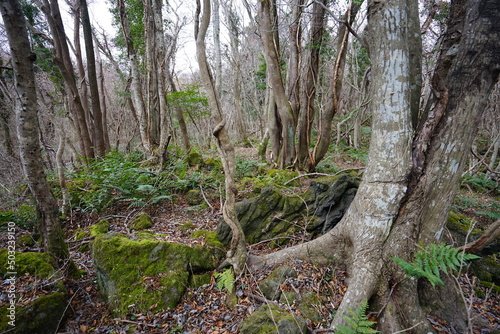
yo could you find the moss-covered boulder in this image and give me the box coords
[0,292,68,334]
[191,229,225,248]
[89,219,110,236]
[0,250,58,279]
[186,189,203,206]
[15,234,36,249]
[240,303,307,334]
[92,233,224,316]
[186,149,202,166]
[217,173,359,244]
[258,265,297,301]
[129,212,154,231]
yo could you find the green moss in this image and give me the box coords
[191,229,225,248]
[240,303,307,334]
[295,291,322,323]
[89,219,110,236]
[129,213,153,231]
[186,189,203,205]
[180,222,196,231]
[265,169,300,187]
[478,281,500,294]
[92,234,224,316]
[16,234,36,248]
[0,249,57,279]
[74,229,88,240]
[189,273,212,288]
[0,292,67,334]
[186,149,202,166]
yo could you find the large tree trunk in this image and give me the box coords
[249,0,500,331]
[195,0,246,273]
[0,0,70,266]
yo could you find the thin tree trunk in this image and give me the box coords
[35,0,94,160]
[312,2,361,168]
[195,0,246,273]
[81,0,106,156]
[296,0,326,170]
[258,0,296,167]
[117,0,150,152]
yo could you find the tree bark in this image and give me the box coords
[81,0,106,156]
[195,0,246,273]
[312,2,361,169]
[35,0,94,160]
[296,0,326,170]
[116,0,150,152]
[258,0,296,168]
[0,0,70,266]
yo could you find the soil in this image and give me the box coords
[1,199,499,334]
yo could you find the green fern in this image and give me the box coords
[214,268,235,293]
[336,301,379,334]
[392,243,481,287]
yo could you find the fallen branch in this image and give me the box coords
[460,219,500,254]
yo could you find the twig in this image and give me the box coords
[199,184,214,210]
[113,318,159,328]
[391,321,424,334]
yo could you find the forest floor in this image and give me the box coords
[2,198,499,334]
[1,147,499,333]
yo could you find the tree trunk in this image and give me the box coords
[81,0,106,156]
[249,0,500,331]
[296,0,326,170]
[258,0,296,168]
[312,2,361,168]
[117,0,150,152]
[35,0,94,160]
[195,0,246,273]
[0,0,70,266]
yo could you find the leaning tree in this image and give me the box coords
[247,0,500,332]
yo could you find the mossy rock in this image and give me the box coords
[265,169,300,187]
[203,157,222,170]
[186,189,203,206]
[92,233,224,316]
[191,229,225,248]
[129,213,153,231]
[0,249,57,279]
[189,273,212,288]
[186,149,202,166]
[89,219,110,236]
[240,303,307,334]
[218,173,359,245]
[0,292,68,334]
[16,234,36,248]
[258,265,297,301]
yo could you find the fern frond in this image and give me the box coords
[392,243,481,287]
[336,301,379,334]
[213,268,235,293]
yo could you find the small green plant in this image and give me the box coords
[336,301,379,334]
[392,243,481,287]
[214,268,235,293]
